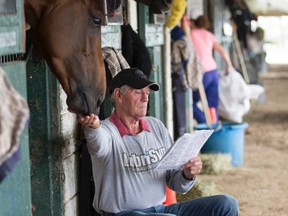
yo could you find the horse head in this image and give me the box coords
[24,0,107,115]
[24,0,171,115]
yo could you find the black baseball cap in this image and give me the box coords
[110,68,160,93]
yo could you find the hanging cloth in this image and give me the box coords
[165,0,187,29]
[121,24,152,78]
[187,39,204,90]
[171,38,189,90]
[171,26,203,90]
[102,47,130,78]
[0,67,30,182]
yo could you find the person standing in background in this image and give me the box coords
[189,11,234,124]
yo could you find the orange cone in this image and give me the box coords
[163,186,177,205]
[209,107,217,123]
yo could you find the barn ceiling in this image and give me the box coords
[246,0,288,16]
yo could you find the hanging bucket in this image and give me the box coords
[194,122,248,167]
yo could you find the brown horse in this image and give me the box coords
[24,0,108,115]
[24,0,171,115]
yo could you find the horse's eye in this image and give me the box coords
[92,17,101,27]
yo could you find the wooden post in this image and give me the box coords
[198,82,212,128]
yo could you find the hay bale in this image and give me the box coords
[177,180,220,202]
[201,153,233,175]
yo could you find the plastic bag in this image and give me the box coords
[218,69,250,123]
[247,84,265,100]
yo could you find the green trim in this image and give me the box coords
[27,48,63,216]
[137,3,149,41]
[147,47,164,121]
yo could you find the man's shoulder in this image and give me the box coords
[101,118,115,128]
[144,116,165,128]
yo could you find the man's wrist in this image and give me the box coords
[182,171,196,181]
[89,119,101,129]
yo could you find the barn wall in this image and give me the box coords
[59,88,80,216]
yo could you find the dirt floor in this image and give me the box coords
[179,64,288,216]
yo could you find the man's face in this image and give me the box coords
[118,86,150,119]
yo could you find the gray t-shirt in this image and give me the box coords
[84,116,195,214]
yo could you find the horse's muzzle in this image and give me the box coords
[66,90,104,116]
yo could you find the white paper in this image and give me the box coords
[155,130,214,170]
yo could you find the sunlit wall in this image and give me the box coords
[258,16,288,64]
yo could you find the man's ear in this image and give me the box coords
[114,88,121,97]
[113,88,124,104]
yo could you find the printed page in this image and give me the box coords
[155,130,214,170]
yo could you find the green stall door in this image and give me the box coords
[137,3,165,122]
[0,0,32,215]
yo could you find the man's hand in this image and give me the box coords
[181,156,202,180]
[77,114,100,129]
